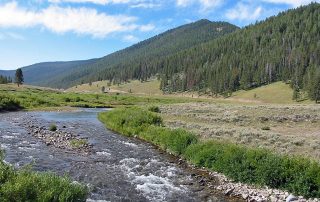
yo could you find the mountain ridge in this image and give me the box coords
[0,19,238,88]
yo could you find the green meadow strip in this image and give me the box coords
[0,152,88,201]
[99,107,320,198]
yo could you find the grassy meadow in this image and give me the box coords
[0,83,199,111]
[67,78,162,95]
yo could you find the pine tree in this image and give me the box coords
[15,68,24,87]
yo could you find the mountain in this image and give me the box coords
[0,60,98,87]
[156,3,320,101]
[67,3,320,101]
[44,20,239,88]
[0,70,14,78]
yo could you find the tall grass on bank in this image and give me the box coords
[99,107,320,198]
[98,107,196,155]
[0,94,21,111]
[0,151,88,201]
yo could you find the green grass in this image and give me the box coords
[70,139,88,148]
[98,108,196,155]
[0,84,198,111]
[49,124,57,131]
[99,107,320,198]
[231,82,310,104]
[0,94,22,111]
[0,151,88,201]
[67,79,162,95]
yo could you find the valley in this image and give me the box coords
[1,1,320,202]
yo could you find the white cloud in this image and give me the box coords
[48,0,164,8]
[226,3,262,21]
[176,0,222,10]
[262,0,319,7]
[130,2,161,8]
[176,0,193,7]
[48,0,131,5]
[0,1,152,38]
[139,23,155,31]
[123,34,139,42]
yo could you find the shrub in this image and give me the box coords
[0,94,21,111]
[49,124,57,132]
[141,126,197,155]
[98,107,162,136]
[70,139,88,148]
[75,97,81,102]
[184,141,320,198]
[261,126,271,130]
[148,106,161,113]
[64,97,71,102]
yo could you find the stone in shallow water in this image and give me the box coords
[286,194,298,202]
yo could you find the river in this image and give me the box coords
[0,108,239,202]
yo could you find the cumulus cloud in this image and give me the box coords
[226,3,262,21]
[262,0,319,7]
[176,0,222,11]
[0,1,152,38]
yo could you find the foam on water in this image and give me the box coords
[86,199,110,202]
[96,151,111,156]
[134,174,184,201]
[2,135,15,139]
[119,141,138,148]
[119,158,186,201]
[1,143,10,149]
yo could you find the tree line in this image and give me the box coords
[0,75,12,84]
[0,68,24,87]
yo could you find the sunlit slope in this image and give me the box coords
[67,79,162,95]
[230,82,309,104]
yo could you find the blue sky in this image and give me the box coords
[0,0,319,70]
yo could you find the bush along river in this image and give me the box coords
[0,108,240,202]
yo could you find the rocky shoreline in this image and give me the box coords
[174,158,319,202]
[7,112,92,154]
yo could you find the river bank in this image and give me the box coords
[98,107,320,202]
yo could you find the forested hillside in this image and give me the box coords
[159,3,320,101]
[47,20,238,88]
[68,3,320,101]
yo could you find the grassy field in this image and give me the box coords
[0,84,200,111]
[160,102,320,161]
[68,80,313,104]
[230,81,310,104]
[67,79,162,95]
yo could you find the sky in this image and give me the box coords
[0,0,319,70]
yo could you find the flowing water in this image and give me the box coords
[0,109,237,202]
